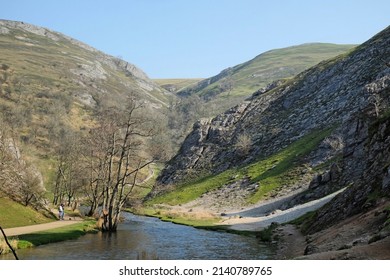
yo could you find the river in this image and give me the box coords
[1,213,276,260]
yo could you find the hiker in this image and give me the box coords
[58,203,64,220]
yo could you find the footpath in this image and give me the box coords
[3,220,82,237]
[3,210,83,237]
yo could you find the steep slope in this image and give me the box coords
[0,20,173,191]
[0,20,171,109]
[154,78,203,93]
[280,109,390,260]
[153,25,390,207]
[177,43,355,113]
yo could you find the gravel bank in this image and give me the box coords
[220,188,346,231]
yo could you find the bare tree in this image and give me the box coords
[52,130,86,208]
[0,121,45,208]
[88,99,157,231]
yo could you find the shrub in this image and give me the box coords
[0,237,18,255]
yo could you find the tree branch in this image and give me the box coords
[0,226,19,260]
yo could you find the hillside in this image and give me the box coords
[151,25,389,213]
[177,43,356,113]
[147,25,390,259]
[163,43,356,150]
[0,20,173,189]
[154,78,203,93]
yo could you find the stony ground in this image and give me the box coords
[167,187,390,260]
[218,188,345,231]
[275,200,390,260]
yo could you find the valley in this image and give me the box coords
[1,19,389,260]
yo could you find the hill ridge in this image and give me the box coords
[155,25,389,193]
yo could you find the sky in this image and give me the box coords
[1,0,389,78]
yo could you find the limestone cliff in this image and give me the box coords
[156,25,390,193]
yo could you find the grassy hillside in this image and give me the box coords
[0,20,173,194]
[147,127,333,206]
[178,43,356,114]
[154,78,203,93]
[0,196,54,228]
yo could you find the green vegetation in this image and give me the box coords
[0,22,174,233]
[246,127,334,203]
[0,196,54,228]
[0,196,97,256]
[133,207,221,228]
[256,222,279,242]
[0,219,97,256]
[131,163,164,200]
[147,170,240,206]
[15,220,97,249]
[0,196,97,255]
[159,215,220,228]
[148,127,334,206]
[288,210,317,234]
[180,43,356,114]
[0,22,172,198]
[153,78,203,93]
[136,204,271,237]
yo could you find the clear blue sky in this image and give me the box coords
[1,0,389,78]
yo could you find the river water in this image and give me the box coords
[1,213,276,260]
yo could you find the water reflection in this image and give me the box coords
[1,213,276,260]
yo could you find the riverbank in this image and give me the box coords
[0,207,97,258]
[271,199,390,260]
[136,187,390,260]
[1,219,97,257]
[3,187,389,260]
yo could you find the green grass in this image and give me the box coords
[246,127,334,203]
[132,163,164,199]
[0,196,97,255]
[130,207,221,228]
[161,216,220,227]
[14,220,97,249]
[153,78,203,93]
[148,127,334,206]
[147,169,239,206]
[0,196,54,228]
[181,43,356,115]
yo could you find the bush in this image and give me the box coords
[0,237,18,255]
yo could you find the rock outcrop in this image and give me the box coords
[157,25,390,190]
[304,112,390,234]
[0,19,172,108]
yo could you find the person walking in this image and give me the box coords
[58,203,64,220]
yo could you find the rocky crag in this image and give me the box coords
[0,20,171,109]
[156,26,390,190]
[284,111,390,259]
[151,25,390,259]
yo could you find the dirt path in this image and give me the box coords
[273,224,307,259]
[3,210,84,237]
[3,220,83,237]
